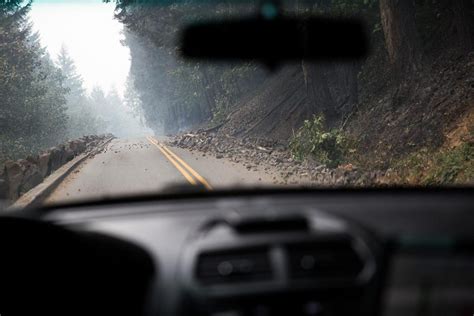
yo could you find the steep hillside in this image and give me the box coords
[201,1,474,184]
[218,66,307,141]
[217,45,473,164]
[112,0,473,185]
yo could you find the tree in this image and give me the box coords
[302,61,359,127]
[124,74,146,126]
[379,0,421,73]
[1,1,69,160]
[57,46,102,138]
[108,1,267,134]
[449,0,473,52]
[57,45,85,104]
[299,1,376,127]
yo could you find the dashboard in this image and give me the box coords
[1,188,473,316]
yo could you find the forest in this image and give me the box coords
[0,0,144,163]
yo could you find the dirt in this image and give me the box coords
[169,132,389,187]
[349,50,474,168]
[203,46,473,181]
[217,65,308,142]
[445,106,474,149]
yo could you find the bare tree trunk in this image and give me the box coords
[200,67,216,116]
[380,0,421,74]
[452,0,473,52]
[301,61,359,127]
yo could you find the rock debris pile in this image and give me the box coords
[170,132,388,187]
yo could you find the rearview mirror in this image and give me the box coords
[180,16,368,63]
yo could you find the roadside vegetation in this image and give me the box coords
[288,115,473,185]
[386,142,474,186]
[289,115,352,168]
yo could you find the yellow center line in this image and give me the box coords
[146,136,197,186]
[152,136,213,190]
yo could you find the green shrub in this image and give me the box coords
[390,143,474,185]
[211,105,228,125]
[289,115,349,168]
[424,143,474,185]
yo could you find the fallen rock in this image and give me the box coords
[170,130,386,187]
[19,160,43,195]
[49,147,63,172]
[4,160,24,201]
[62,144,75,164]
[69,139,86,155]
[38,152,51,178]
[26,154,39,165]
[0,169,8,200]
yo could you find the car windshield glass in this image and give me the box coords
[0,0,473,207]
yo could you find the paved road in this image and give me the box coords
[46,136,279,204]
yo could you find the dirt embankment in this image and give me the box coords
[216,50,473,158]
[174,48,473,185]
[349,50,474,169]
[217,65,308,141]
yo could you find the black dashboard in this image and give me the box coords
[1,188,473,316]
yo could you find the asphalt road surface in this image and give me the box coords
[46,136,280,204]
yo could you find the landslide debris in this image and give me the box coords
[170,132,388,187]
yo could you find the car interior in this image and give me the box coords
[0,1,473,316]
[1,188,473,316]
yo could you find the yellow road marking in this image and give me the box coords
[146,136,197,185]
[147,136,213,190]
[151,136,213,190]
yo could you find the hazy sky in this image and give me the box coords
[30,0,130,96]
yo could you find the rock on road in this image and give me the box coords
[45,137,280,204]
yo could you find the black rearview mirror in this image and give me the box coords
[180,16,368,63]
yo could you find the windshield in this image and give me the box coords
[0,0,472,206]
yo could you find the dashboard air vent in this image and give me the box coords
[196,248,272,285]
[287,238,364,280]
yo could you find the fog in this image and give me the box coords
[30,0,153,138]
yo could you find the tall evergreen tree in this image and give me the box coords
[57,45,101,138]
[1,1,69,161]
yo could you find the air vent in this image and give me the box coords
[196,248,272,285]
[287,238,364,280]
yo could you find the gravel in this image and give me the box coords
[169,132,389,187]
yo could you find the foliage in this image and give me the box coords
[425,143,474,185]
[289,115,350,168]
[0,3,147,164]
[0,1,69,162]
[124,74,146,125]
[105,1,267,134]
[390,143,474,185]
[56,46,103,139]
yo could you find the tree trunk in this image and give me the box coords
[451,0,473,52]
[301,61,359,127]
[200,66,216,116]
[379,0,421,73]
